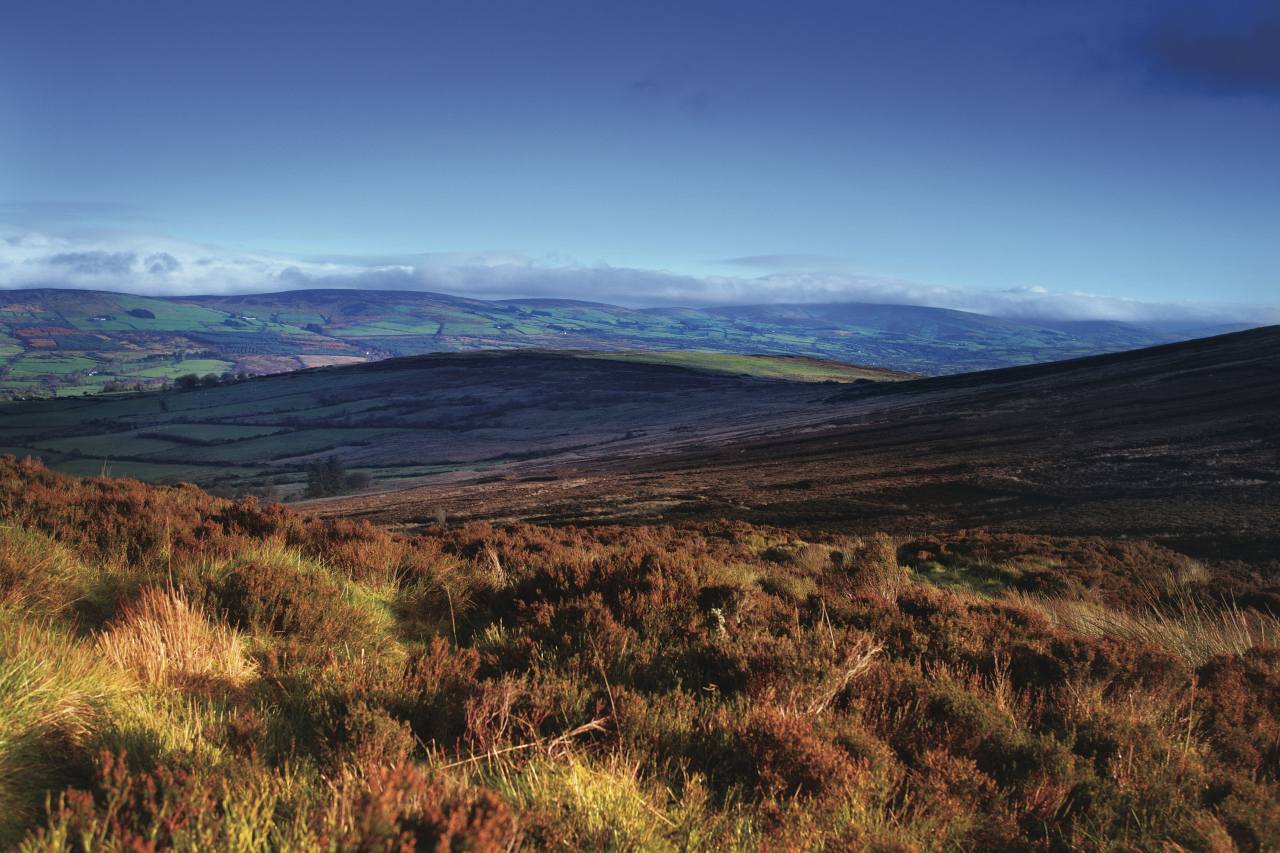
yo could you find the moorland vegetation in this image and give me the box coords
[1,455,1278,850]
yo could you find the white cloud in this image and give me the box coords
[1,225,1276,327]
[0,227,413,295]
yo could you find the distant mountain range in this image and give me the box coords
[0,287,1247,396]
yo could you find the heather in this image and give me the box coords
[1,456,1278,850]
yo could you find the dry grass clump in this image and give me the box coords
[1004,589,1280,666]
[850,532,912,600]
[96,586,257,693]
[0,525,91,618]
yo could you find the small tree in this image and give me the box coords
[304,455,347,498]
[302,456,372,497]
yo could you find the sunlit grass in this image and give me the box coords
[1004,589,1280,665]
[0,612,133,844]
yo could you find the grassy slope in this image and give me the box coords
[592,350,914,382]
[0,458,1277,850]
[0,288,1180,396]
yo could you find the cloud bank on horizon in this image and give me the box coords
[1,226,1275,328]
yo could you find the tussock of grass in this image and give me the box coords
[1005,589,1280,665]
[478,751,677,850]
[96,586,258,693]
[0,525,92,617]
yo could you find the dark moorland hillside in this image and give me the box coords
[0,350,908,498]
[2,457,1278,849]
[328,326,1280,560]
[0,287,1217,396]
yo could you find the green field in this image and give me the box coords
[134,423,288,441]
[48,458,262,482]
[131,359,236,378]
[595,350,911,381]
[141,428,402,464]
[33,431,191,458]
[8,354,100,375]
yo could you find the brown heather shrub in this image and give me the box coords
[208,548,379,650]
[738,627,881,715]
[1,457,245,569]
[96,586,257,694]
[736,707,861,802]
[1204,775,1280,851]
[31,752,516,852]
[464,676,526,754]
[391,637,483,748]
[31,751,224,851]
[1195,647,1280,781]
[261,658,417,770]
[910,749,1000,833]
[313,517,408,587]
[262,638,487,768]
[321,763,516,852]
[0,457,421,592]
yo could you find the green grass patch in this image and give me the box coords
[135,423,289,442]
[34,431,186,458]
[595,350,905,382]
[141,428,404,464]
[128,359,235,379]
[8,355,100,376]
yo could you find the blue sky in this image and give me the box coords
[1,0,1277,320]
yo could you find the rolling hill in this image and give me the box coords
[0,287,1213,396]
[314,325,1280,557]
[0,349,909,497]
